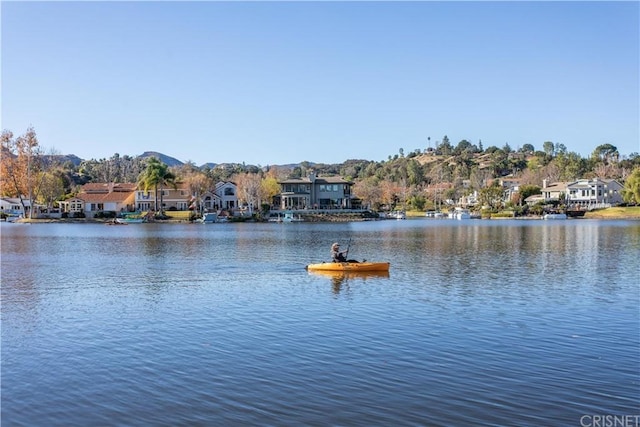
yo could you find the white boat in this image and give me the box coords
[452,207,471,220]
[116,217,145,224]
[116,213,148,223]
[283,212,304,222]
[425,211,445,219]
[543,213,567,220]
[387,210,406,220]
[198,213,217,224]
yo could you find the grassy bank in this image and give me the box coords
[583,206,640,220]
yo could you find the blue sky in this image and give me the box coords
[2,1,638,166]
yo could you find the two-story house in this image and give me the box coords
[277,172,354,210]
[135,183,191,211]
[197,181,237,213]
[528,178,624,208]
[135,181,239,213]
[215,181,238,211]
[566,178,623,207]
[541,179,570,203]
[500,177,522,204]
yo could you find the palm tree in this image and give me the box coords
[137,157,176,214]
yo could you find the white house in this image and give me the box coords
[0,197,28,216]
[215,181,238,211]
[566,178,624,207]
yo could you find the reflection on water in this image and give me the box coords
[307,270,391,294]
[1,219,639,426]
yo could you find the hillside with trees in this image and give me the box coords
[2,127,639,218]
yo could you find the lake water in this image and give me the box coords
[1,219,639,426]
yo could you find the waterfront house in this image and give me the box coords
[458,190,479,207]
[134,180,238,213]
[199,191,221,212]
[277,172,354,210]
[541,180,570,203]
[135,183,190,212]
[566,178,623,208]
[500,177,522,204]
[524,194,545,206]
[535,178,624,209]
[215,181,238,211]
[61,183,136,217]
[193,182,238,213]
[0,197,27,216]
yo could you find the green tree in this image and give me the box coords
[407,159,424,186]
[438,135,453,156]
[518,184,541,205]
[454,139,474,155]
[137,157,176,213]
[553,151,587,181]
[591,144,619,164]
[621,167,640,205]
[479,181,505,210]
[521,143,535,154]
[543,141,555,157]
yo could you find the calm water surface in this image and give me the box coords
[2,219,639,426]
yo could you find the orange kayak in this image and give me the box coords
[305,262,390,272]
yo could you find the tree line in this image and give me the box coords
[2,127,639,218]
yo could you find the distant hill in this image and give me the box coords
[36,150,314,172]
[200,162,218,169]
[42,154,83,167]
[138,151,184,167]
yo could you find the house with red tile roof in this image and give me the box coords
[60,183,136,218]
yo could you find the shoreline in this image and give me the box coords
[7,210,640,224]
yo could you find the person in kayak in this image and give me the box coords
[331,242,348,262]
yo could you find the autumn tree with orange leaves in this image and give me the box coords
[1,127,44,218]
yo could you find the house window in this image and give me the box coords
[320,184,339,192]
[225,188,234,196]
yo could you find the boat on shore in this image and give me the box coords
[543,213,568,220]
[425,211,445,218]
[387,211,406,220]
[283,212,304,222]
[197,212,218,224]
[305,261,390,272]
[116,216,146,224]
[268,211,304,222]
[450,207,471,220]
